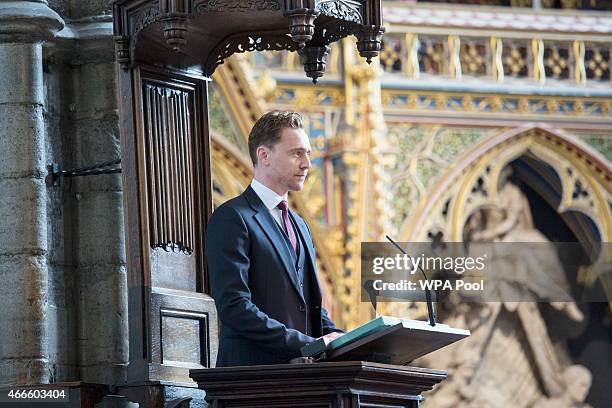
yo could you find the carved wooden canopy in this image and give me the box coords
[113,0,384,81]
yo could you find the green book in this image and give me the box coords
[301,316,470,365]
[301,316,402,357]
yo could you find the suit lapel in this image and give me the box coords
[244,187,305,303]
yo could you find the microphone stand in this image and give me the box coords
[385,235,437,327]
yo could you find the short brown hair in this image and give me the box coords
[248,111,305,166]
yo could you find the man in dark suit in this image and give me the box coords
[205,111,343,367]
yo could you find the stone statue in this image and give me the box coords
[532,365,593,408]
[420,167,592,408]
[470,167,583,321]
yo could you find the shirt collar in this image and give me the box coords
[250,179,288,211]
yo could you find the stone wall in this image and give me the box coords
[0,0,128,389]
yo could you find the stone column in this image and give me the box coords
[48,1,129,384]
[0,1,63,384]
[71,38,129,386]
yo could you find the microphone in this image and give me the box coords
[385,236,437,327]
[363,279,428,317]
[363,280,378,314]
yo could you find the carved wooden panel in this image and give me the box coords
[151,248,197,291]
[192,362,440,407]
[161,310,208,366]
[315,0,362,24]
[142,83,195,255]
[126,66,215,385]
[135,67,212,294]
[150,288,218,379]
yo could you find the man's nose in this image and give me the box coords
[301,155,311,169]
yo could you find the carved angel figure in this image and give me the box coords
[421,166,592,408]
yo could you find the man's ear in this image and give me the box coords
[256,146,269,165]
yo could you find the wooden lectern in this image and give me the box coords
[190,317,469,407]
[190,361,447,407]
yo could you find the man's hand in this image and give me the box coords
[319,332,344,346]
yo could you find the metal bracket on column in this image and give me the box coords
[47,159,122,187]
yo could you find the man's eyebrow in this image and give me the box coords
[288,147,311,153]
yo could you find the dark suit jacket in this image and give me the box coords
[205,186,341,366]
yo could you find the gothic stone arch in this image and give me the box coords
[401,125,611,296]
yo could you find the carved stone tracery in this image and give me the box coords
[382,127,611,408]
[402,127,611,245]
[397,126,611,318]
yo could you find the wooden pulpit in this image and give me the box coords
[190,317,469,407]
[111,1,385,404]
[190,361,446,407]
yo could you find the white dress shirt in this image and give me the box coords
[250,179,288,229]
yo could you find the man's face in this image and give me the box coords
[258,127,312,195]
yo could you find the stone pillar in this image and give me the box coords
[0,0,64,384]
[72,54,129,385]
[49,3,129,384]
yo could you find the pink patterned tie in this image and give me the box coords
[277,200,297,252]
